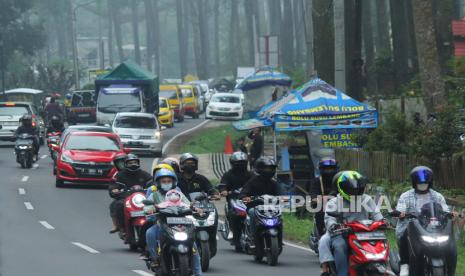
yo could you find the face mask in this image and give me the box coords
[233,164,248,172]
[183,164,196,173]
[261,171,275,179]
[416,183,429,192]
[127,164,140,172]
[161,183,173,191]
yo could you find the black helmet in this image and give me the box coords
[318,158,338,175]
[254,156,277,179]
[410,166,433,194]
[124,153,140,172]
[20,114,33,127]
[336,171,367,201]
[51,115,61,128]
[180,153,199,172]
[230,151,248,171]
[113,154,127,171]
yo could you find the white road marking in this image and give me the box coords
[41,155,47,159]
[71,242,100,254]
[39,221,55,230]
[216,235,219,241]
[24,202,34,210]
[32,164,39,169]
[18,188,26,195]
[21,176,29,182]
[132,270,153,276]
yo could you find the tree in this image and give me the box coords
[107,0,114,67]
[345,0,363,101]
[313,0,334,83]
[362,0,377,94]
[152,0,161,76]
[229,0,240,75]
[213,0,220,75]
[281,0,295,70]
[130,0,141,65]
[411,0,446,111]
[375,0,392,57]
[111,1,125,62]
[176,0,188,79]
[244,0,256,65]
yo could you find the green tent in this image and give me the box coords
[95,61,159,113]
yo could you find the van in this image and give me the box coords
[178,84,201,119]
[160,85,185,122]
[96,86,145,125]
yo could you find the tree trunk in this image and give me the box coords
[130,0,141,65]
[112,2,124,62]
[293,0,303,68]
[304,0,315,77]
[176,0,188,79]
[345,0,363,100]
[144,0,154,71]
[375,0,392,57]
[152,0,160,76]
[281,0,295,70]
[244,0,256,65]
[107,0,114,67]
[432,0,454,74]
[229,0,240,75]
[390,0,411,91]
[213,0,220,75]
[313,0,334,84]
[268,0,281,36]
[198,0,209,78]
[334,0,346,90]
[189,1,203,78]
[363,0,377,95]
[411,0,446,111]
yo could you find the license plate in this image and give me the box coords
[167,217,192,225]
[130,210,145,217]
[78,114,90,117]
[355,231,386,241]
[81,169,102,175]
[129,141,143,145]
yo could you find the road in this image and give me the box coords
[0,117,321,276]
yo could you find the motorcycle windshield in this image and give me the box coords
[419,202,448,231]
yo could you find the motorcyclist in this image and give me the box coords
[219,152,254,249]
[161,157,181,174]
[177,153,219,199]
[240,156,284,245]
[14,114,40,158]
[395,166,456,276]
[45,97,63,121]
[108,154,152,233]
[146,163,175,198]
[318,171,384,276]
[308,158,339,237]
[144,168,202,276]
[46,115,65,134]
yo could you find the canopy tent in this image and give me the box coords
[234,78,378,131]
[236,67,292,91]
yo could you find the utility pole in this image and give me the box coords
[0,38,5,101]
[334,0,346,91]
[71,4,80,90]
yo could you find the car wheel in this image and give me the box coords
[168,122,174,128]
[55,178,64,188]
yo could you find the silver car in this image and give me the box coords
[0,102,46,144]
[112,112,163,157]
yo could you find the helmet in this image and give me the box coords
[124,153,140,172]
[161,157,180,173]
[230,151,248,171]
[113,154,127,171]
[154,168,178,192]
[153,163,174,176]
[51,115,61,128]
[336,171,367,201]
[254,156,277,179]
[180,153,199,172]
[410,166,433,194]
[20,114,33,127]
[318,158,338,176]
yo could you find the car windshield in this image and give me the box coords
[181,89,193,97]
[97,92,141,112]
[0,106,30,116]
[159,99,168,108]
[72,92,95,107]
[65,135,120,151]
[114,116,157,129]
[160,90,177,99]
[211,96,240,103]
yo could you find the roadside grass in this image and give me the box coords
[282,213,312,245]
[180,123,244,154]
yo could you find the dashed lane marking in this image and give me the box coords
[71,242,100,254]
[39,221,55,230]
[132,270,153,276]
[21,176,29,182]
[18,188,26,195]
[24,202,34,210]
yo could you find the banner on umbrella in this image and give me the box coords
[321,129,359,148]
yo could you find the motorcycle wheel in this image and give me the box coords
[26,157,33,168]
[254,238,264,263]
[20,159,27,169]
[199,241,210,272]
[220,220,231,241]
[266,236,279,266]
[177,254,190,276]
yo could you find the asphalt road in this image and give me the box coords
[0,117,321,276]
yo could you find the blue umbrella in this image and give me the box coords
[236,67,292,91]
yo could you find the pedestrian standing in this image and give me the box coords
[248,128,264,170]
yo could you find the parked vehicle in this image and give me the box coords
[53,131,126,187]
[187,192,218,272]
[391,204,456,276]
[189,81,209,110]
[205,93,243,120]
[218,186,247,252]
[243,195,283,266]
[111,182,148,251]
[112,112,163,157]
[158,97,175,128]
[179,85,201,119]
[15,133,36,169]
[66,90,96,124]
[326,211,392,276]
[160,85,185,122]
[0,102,46,145]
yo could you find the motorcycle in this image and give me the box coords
[326,211,394,276]
[308,220,323,255]
[144,200,195,276]
[111,182,149,251]
[243,195,283,266]
[391,202,456,276]
[15,133,36,169]
[187,192,218,272]
[218,187,247,252]
[46,131,61,174]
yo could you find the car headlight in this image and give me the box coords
[234,106,242,111]
[131,194,146,208]
[421,235,449,243]
[207,105,214,110]
[174,231,188,241]
[154,131,161,140]
[159,112,169,116]
[60,154,74,163]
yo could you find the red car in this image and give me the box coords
[54,131,128,187]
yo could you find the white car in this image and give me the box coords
[205,93,243,120]
[112,112,163,157]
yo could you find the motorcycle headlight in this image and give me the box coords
[233,106,242,111]
[132,194,146,208]
[174,231,188,241]
[421,235,449,243]
[18,145,30,150]
[60,154,74,163]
